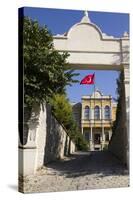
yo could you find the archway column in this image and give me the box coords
[19,105,39,148]
[19,104,46,176]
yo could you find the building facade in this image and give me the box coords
[81,89,117,151]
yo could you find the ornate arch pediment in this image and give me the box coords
[53,11,129,69]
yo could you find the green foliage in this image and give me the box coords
[23,17,79,108]
[74,132,89,151]
[50,94,73,126]
[50,94,89,151]
[112,71,123,134]
[22,17,87,150]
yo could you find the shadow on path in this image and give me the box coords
[8,184,18,191]
[45,151,128,178]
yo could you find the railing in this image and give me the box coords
[82,119,113,124]
[82,118,112,121]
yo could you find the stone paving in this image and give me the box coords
[20,151,129,193]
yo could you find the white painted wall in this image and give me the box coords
[35,105,47,170]
[19,104,76,176]
[53,14,129,69]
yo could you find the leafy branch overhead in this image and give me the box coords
[23,17,79,107]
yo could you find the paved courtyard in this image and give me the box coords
[21,151,129,193]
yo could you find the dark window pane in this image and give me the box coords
[104,106,110,119]
[84,106,90,119]
[94,106,100,119]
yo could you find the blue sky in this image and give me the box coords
[23,7,129,103]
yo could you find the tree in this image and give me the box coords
[50,94,89,151]
[23,17,78,108]
[112,71,123,134]
[50,94,73,128]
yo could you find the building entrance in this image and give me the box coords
[94,133,101,145]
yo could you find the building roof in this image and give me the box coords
[82,88,112,100]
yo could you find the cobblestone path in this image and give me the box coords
[21,151,129,193]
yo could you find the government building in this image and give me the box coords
[72,89,117,151]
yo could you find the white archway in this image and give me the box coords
[53,12,129,166]
[53,12,129,71]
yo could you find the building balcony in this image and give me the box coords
[82,119,113,128]
[82,118,113,123]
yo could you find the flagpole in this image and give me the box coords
[80,72,95,150]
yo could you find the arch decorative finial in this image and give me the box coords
[123,31,129,37]
[81,10,91,23]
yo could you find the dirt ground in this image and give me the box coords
[19,151,129,193]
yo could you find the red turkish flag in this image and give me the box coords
[80,73,95,84]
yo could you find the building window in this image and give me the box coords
[105,132,109,141]
[104,105,110,119]
[94,106,100,119]
[84,106,90,119]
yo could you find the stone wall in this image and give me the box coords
[44,104,75,164]
[19,103,75,176]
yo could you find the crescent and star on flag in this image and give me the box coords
[80,73,95,85]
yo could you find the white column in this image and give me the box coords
[19,104,41,176]
[109,129,112,140]
[90,127,93,151]
[90,127,93,140]
[101,126,104,150]
[19,106,38,148]
[102,126,104,141]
